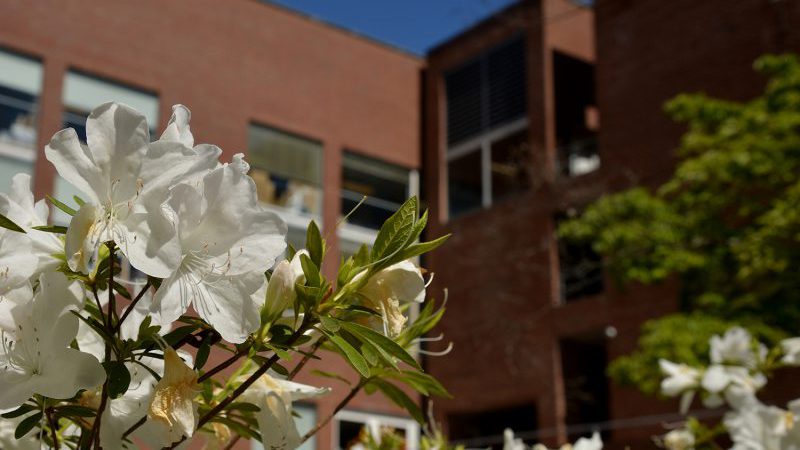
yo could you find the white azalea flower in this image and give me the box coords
[710,327,765,369]
[0,173,63,273]
[663,427,695,450]
[151,154,286,343]
[0,283,32,333]
[659,359,701,413]
[355,260,426,336]
[240,373,329,450]
[46,102,218,276]
[701,364,765,409]
[780,338,800,366]
[571,432,603,450]
[0,230,35,295]
[0,272,105,409]
[147,348,199,443]
[261,250,307,325]
[725,405,779,450]
[503,428,527,450]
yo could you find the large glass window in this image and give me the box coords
[248,124,323,219]
[252,404,316,450]
[446,126,530,218]
[335,410,420,450]
[0,49,42,192]
[55,71,159,223]
[444,36,530,219]
[341,151,413,231]
[555,214,604,303]
[448,404,537,449]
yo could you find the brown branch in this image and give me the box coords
[299,378,367,444]
[198,346,248,383]
[114,278,151,335]
[222,434,241,450]
[45,407,59,450]
[162,318,314,449]
[288,336,327,380]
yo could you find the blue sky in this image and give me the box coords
[268,0,519,55]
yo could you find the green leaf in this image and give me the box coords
[55,405,97,418]
[306,220,324,267]
[194,335,213,370]
[15,411,43,439]
[1,404,36,419]
[319,316,340,332]
[47,195,77,216]
[310,369,352,385]
[31,225,68,234]
[112,281,132,300]
[371,197,417,265]
[327,334,370,378]
[163,325,198,347]
[370,379,424,423]
[395,234,450,262]
[339,321,421,370]
[73,195,85,206]
[103,361,131,399]
[0,212,25,233]
[299,253,321,288]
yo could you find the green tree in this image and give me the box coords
[559,54,800,394]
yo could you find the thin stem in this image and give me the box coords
[107,242,117,328]
[91,357,110,449]
[288,336,327,380]
[121,416,146,440]
[45,407,59,450]
[198,346,248,383]
[222,435,241,450]
[91,286,107,329]
[300,379,367,444]
[163,319,315,450]
[114,279,151,335]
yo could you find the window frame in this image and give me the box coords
[445,116,529,218]
[333,409,421,450]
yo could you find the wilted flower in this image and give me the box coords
[148,348,199,442]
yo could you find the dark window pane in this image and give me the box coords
[487,37,527,128]
[557,218,604,302]
[63,109,88,142]
[448,150,482,217]
[341,152,409,230]
[448,404,537,450]
[338,420,364,449]
[560,336,610,441]
[491,129,530,201]
[445,60,483,146]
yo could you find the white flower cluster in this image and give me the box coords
[502,429,603,450]
[659,327,800,450]
[0,102,429,449]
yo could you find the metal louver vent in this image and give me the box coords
[445,35,527,147]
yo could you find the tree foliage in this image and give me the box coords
[559,54,800,393]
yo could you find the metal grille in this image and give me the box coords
[445,35,527,146]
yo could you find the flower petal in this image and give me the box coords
[192,271,265,343]
[45,128,104,204]
[159,104,194,148]
[36,347,106,399]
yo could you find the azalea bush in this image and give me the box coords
[658,326,800,450]
[0,102,451,449]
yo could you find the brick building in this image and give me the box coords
[2,0,800,449]
[0,1,423,449]
[423,0,800,448]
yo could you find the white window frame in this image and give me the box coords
[445,117,529,218]
[333,409,420,450]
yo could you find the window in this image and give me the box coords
[448,404,537,449]
[248,124,323,219]
[334,410,420,450]
[341,151,415,231]
[446,126,530,217]
[553,51,599,177]
[445,36,527,146]
[445,36,530,218]
[0,49,42,192]
[55,71,159,223]
[556,214,604,302]
[252,404,316,450]
[559,335,609,441]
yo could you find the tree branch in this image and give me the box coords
[288,336,327,380]
[299,378,367,444]
[114,278,151,335]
